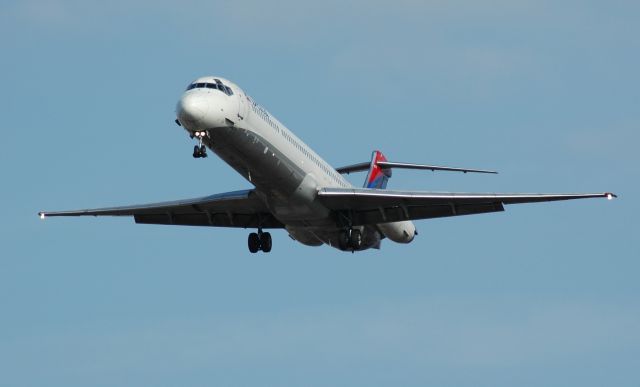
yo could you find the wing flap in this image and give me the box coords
[133,212,282,228]
[347,202,504,225]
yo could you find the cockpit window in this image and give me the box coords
[186,81,234,96]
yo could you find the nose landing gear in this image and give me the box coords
[248,230,272,253]
[193,145,207,158]
[192,131,208,158]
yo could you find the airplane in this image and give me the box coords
[38,76,617,253]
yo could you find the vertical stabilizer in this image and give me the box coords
[363,150,392,189]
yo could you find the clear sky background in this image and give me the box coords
[1,1,638,386]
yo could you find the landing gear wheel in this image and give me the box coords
[191,131,208,158]
[338,230,350,250]
[248,232,260,253]
[350,229,363,250]
[260,232,272,253]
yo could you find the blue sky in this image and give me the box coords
[1,1,638,386]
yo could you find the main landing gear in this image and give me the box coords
[192,131,208,158]
[248,230,272,253]
[338,228,362,251]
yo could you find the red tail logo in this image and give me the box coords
[364,150,392,189]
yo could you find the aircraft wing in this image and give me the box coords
[317,188,616,226]
[38,189,284,228]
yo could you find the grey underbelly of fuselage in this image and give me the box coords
[203,126,329,224]
[202,125,382,251]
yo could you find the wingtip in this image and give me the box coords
[464,169,498,174]
[606,192,617,200]
[473,169,498,174]
[38,212,46,219]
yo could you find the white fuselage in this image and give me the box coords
[176,76,416,250]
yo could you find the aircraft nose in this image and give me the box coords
[177,93,209,127]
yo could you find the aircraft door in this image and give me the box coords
[237,92,247,121]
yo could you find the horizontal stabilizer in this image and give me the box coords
[336,161,497,175]
[378,161,496,174]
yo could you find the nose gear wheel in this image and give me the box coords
[193,144,207,158]
[191,131,208,158]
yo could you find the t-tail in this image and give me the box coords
[335,151,498,179]
[363,151,393,189]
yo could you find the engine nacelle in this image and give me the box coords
[377,221,416,244]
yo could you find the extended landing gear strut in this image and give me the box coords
[192,131,208,158]
[338,228,362,251]
[248,230,272,253]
